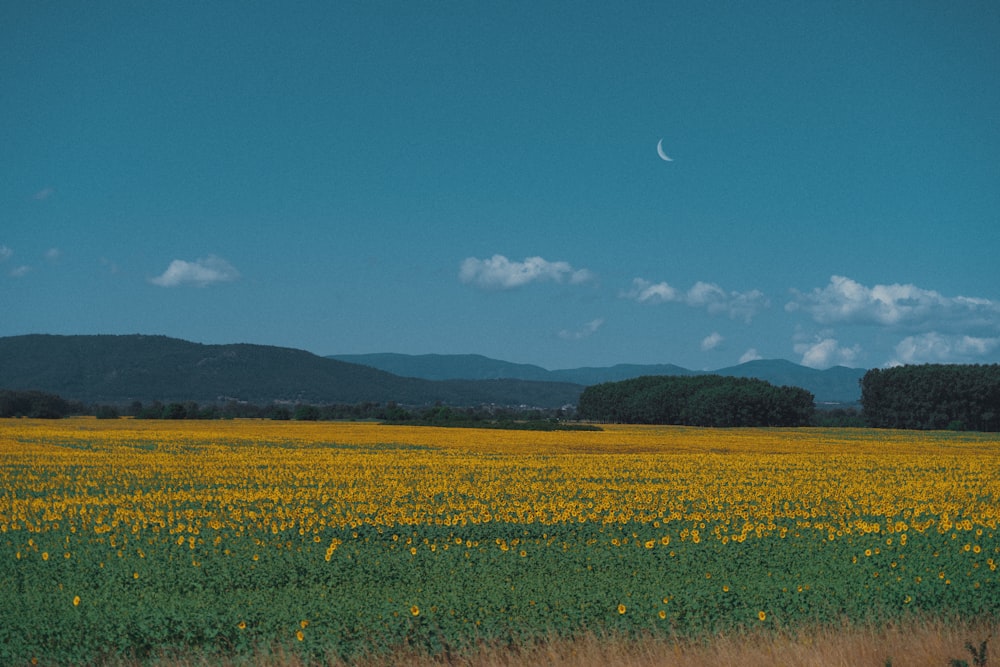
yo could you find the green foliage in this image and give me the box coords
[137,400,165,419]
[163,403,188,420]
[861,364,1000,431]
[578,375,815,426]
[2,521,996,664]
[293,404,321,421]
[382,403,595,429]
[93,404,120,419]
[950,637,989,667]
[124,399,586,426]
[811,407,865,427]
[386,404,600,431]
[0,389,80,418]
[267,405,292,420]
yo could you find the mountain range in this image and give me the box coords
[0,335,581,408]
[331,353,865,404]
[0,334,866,408]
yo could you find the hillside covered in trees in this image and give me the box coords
[0,335,581,408]
[331,353,866,404]
[860,364,1000,431]
[5,336,999,432]
[577,375,815,427]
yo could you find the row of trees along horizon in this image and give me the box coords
[1,363,998,431]
[576,375,816,427]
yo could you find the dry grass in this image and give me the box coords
[107,618,994,667]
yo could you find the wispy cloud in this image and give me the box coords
[787,275,1000,331]
[622,278,768,322]
[700,331,724,351]
[32,187,54,201]
[150,255,240,287]
[888,333,1000,367]
[459,255,594,290]
[2,246,29,277]
[738,348,762,364]
[559,318,604,340]
[100,257,120,274]
[44,248,61,262]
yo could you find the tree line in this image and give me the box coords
[860,364,1000,431]
[97,400,577,424]
[0,390,84,418]
[577,375,815,427]
[6,363,999,432]
[0,388,863,428]
[94,400,414,421]
[0,391,577,423]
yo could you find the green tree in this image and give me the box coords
[293,404,320,421]
[861,364,1000,431]
[578,375,814,427]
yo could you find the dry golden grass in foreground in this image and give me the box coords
[102,619,995,667]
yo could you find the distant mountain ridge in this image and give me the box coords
[328,353,557,382]
[706,359,865,404]
[0,335,865,407]
[329,353,865,403]
[0,335,581,408]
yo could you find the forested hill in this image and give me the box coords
[329,354,865,403]
[0,335,582,407]
[330,353,693,386]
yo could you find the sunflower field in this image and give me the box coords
[1,418,998,664]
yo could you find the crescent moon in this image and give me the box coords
[656,139,673,162]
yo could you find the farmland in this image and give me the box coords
[1,419,999,665]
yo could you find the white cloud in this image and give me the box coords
[700,331,724,351]
[150,255,240,287]
[0,245,12,262]
[559,318,605,340]
[686,281,725,307]
[787,275,1000,331]
[622,278,768,322]
[794,337,861,369]
[620,278,678,304]
[717,287,768,323]
[44,247,61,262]
[738,348,762,364]
[33,187,54,201]
[887,332,1000,366]
[459,255,594,290]
[9,265,31,278]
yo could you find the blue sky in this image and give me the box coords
[3,1,999,371]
